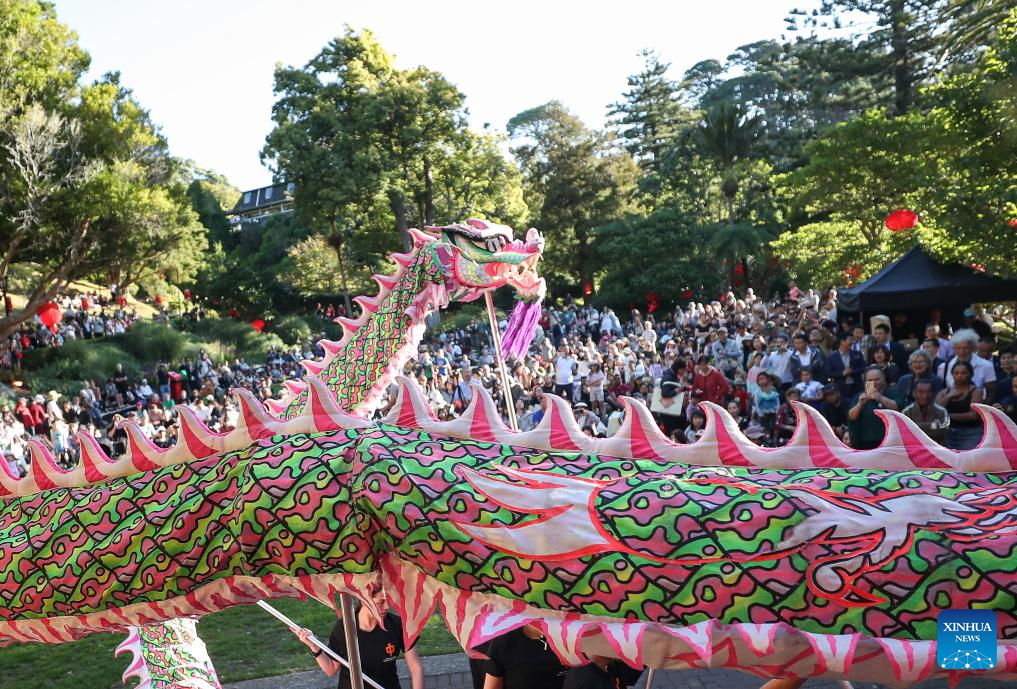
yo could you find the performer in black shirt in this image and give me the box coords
[484,625,569,689]
[293,584,424,689]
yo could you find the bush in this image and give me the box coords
[112,322,189,364]
[274,315,312,345]
[22,339,143,394]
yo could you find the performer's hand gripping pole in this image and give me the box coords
[257,599,383,689]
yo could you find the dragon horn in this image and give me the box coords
[115,418,167,471]
[303,377,372,431]
[26,439,76,491]
[387,376,435,429]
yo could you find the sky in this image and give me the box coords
[53,0,821,191]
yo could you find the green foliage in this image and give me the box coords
[0,3,208,341]
[509,101,640,293]
[274,314,313,345]
[594,208,723,306]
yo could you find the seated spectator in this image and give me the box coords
[818,384,848,440]
[902,380,950,445]
[847,366,900,450]
[936,360,984,450]
[894,349,943,405]
[684,410,706,444]
[776,388,801,445]
[994,375,1017,424]
[793,369,823,405]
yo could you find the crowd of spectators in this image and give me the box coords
[3,283,1015,478]
[388,290,1015,454]
[0,292,142,369]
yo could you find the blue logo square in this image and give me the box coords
[937,609,997,669]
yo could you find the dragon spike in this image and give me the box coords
[388,375,436,429]
[265,398,290,416]
[300,360,326,376]
[282,379,307,396]
[336,316,359,338]
[115,419,167,472]
[26,439,76,491]
[373,274,398,292]
[115,627,153,689]
[318,338,343,356]
[174,406,223,459]
[408,227,437,244]
[615,397,669,461]
[231,387,282,442]
[77,430,117,480]
[389,251,414,268]
[537,392,587,452]
[465,382,510,442]
[353,295,380,314]
[304,377,371,432]
[975,404,1017,469]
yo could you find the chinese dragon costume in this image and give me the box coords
[2,221,1017,687]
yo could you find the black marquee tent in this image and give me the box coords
[837,246,1017,313]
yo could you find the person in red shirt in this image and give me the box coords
[28,394,48,436]
[692,354,730,406]
[14,398,34,436]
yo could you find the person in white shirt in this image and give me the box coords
[938,329,996,400]
[794,369,824,404]
[553,345,578,401]
[764,335,794,387]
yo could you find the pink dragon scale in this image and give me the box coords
[2,222,1017,688]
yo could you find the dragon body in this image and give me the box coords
[1,220,543,689]
[4,376,1017,686]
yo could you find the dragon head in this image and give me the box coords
[429,219,546,303]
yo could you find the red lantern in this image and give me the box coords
[646,291,658,314]
[582,280,593,296]
[228,308,239,319]
[884,209,918,232]
[734,263,745,275]
[38,302,61,328]
[155,294,163,305]
[681,288,693,300]
[183,289,192,300]
[251,318,266,332]
[1010,219,1017,228]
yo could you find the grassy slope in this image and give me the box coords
[0,599,460,689]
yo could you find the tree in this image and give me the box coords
[787,0,1011,115]
[699,101,764,224]
[595,209,723,307]
[263,27,525,313]
[508,101,639,293]
[608,50,686,180]
[0,10,206,341]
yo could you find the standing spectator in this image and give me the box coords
[902,380,950,445]
[692,355,730,406]
[936,360,984,450]
[847,367,900,450]
[825,333,865,397]
[868,323,907,367]
[29,394,48,437]
[709,328,740,378]
[793,369,823,405]
[553,345,577,401]
[752,372,781,445]
[788,332,823,383]
[586,362,606,417]
[763,335,794,390]
[870,346,901,386]
[993,375,1017,424]
[925,323,954,361]
[939,329,997,402]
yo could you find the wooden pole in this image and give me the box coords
[485,292,518,431]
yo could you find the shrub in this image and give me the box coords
[112,322,189,364]
[274,315,312,345]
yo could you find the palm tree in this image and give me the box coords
[699,101,763,225]
[708,221,778,291]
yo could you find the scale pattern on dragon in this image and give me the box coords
[2,221,1017,687]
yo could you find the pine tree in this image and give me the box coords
[607,50,686,177]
